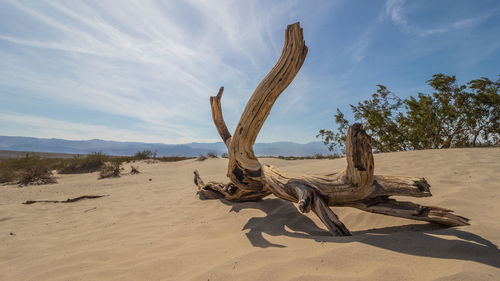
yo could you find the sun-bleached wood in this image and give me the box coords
[210,87,232,148]
[194,22,469,235]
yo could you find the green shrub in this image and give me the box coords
[319,74,500,152]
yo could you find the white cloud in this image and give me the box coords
[349,26,376,65]
[0,0,305,142]
[417,14,492,36]
[0,111,222,143]
[383,0,493,37]
[384,0,407,27]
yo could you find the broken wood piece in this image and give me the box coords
[22,194,109,205]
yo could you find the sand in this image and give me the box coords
[1,148,499,281]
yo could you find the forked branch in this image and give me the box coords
[194,22,469,236]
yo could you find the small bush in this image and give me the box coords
[99,162,120,179]
[259,154,341,160]
[196,152,218,161]
[157,156,193,162]
[221,153,228,158]
[206,152,218,158]
[0,154,57,186]
[130,166,140,174]
[132,150,156,160]
[59,152,109,174]
[17,165,57,186]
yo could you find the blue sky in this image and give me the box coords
[1,0,499,144]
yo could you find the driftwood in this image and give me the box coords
[22,194,109,205]
[194,22,469,236]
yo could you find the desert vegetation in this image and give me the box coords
[0,154,57,186]
[318,74,500,153]
[131,150,156,160]
[197,152,218,161]
[0,150,192,186]
[263,154,341,160]
[58,152,110,174]
[98,162,121,179]
[130,165,140,174]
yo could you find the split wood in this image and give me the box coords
[193,22,469,236]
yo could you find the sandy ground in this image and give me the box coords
[1,148,499,281]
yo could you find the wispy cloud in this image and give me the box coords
[0,0,303,142]
[1,0,498,144]
[349,26,376,65]
[416,14,493,36]
[383,0,495,37]
[0,110,221,143]
[384,0,407,27]
[0,111,148,142]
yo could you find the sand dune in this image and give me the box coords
[1,148,499,280]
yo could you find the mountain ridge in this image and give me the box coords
[0,136,336,157]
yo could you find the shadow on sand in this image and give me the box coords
[221,198,500,268]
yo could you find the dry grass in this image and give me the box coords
[58,152,109,174]
[0,151,195,186]
[0,154,57,186]
[263,153,341,160]
[99,162,121,179]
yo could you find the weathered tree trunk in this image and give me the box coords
[194,22,469,236]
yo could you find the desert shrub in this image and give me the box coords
[313,153,341,159]
[221,153,228,158]
[58,152,109,174]
[99,162,120,179]
[196,152,217,161]
[132,150,157,160]
[17,165,57,186]
[261,154,340,160]
[206,152,218,158]
[130,166,140,174]
[157,156,193,162]
[0,161,15,183]
[0,154,57,186]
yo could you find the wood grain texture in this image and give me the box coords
[194,22,469,235]
[210,87,232,148]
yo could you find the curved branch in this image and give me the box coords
[227,22,308,190]
[210,87,232,147]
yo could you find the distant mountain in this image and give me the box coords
[0,136,337,157]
